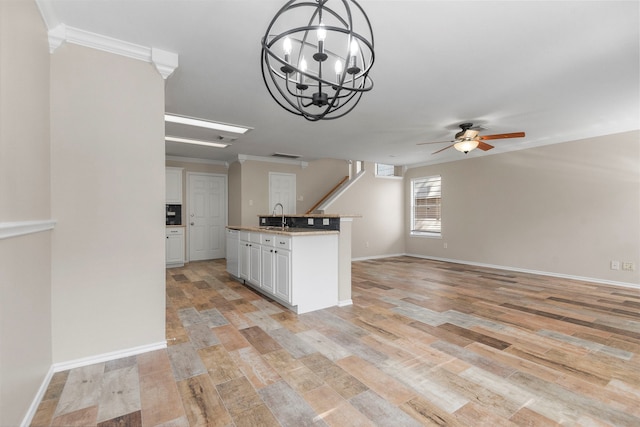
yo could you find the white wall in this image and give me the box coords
[405,131,640,286]
[0,1,53,425]
[50,43,166,362]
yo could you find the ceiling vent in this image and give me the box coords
[217,135,238,143]
[272,152,301,159]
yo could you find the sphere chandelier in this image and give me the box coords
[260,0,375,121]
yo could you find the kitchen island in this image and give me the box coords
[226,225,339,314]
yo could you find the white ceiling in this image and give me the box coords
[43,1,639,166]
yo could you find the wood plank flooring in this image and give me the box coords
[32,257,640,426]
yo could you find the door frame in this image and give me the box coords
[186,171,228,263]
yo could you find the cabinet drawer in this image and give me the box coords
[166,227,184,236]
[239,231,250,241]
[250,233,261,244]
[261,234,275,246]
[275,236,291,250]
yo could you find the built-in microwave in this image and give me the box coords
[166,204,182,225]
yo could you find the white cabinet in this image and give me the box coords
[234,229,337,313]
[226,229,239,277]
[249,232,262,286]
[261,245,275,294]
[274,242,291,303]
[166,227,184,267]
[239,231,250,281]
[165,167,183,204]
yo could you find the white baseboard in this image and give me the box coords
[21,341,167,427]
[338,299,353,307]
[350,253,639,290]
[403,253,640,290]
[20,365,55,427]
[351,253,405,262]
[52,341,167,372]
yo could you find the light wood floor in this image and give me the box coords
[32,257,640,426]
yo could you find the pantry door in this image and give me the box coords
[269,172,296,214]
[188,173,227,261]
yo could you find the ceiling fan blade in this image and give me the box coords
[479,132,525,141]
[417,139,454,146]
[432,144,454,155]
[477,141,494,151]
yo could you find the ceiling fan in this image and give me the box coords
[418,123,525,154]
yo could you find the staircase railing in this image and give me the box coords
[306,176,349,214]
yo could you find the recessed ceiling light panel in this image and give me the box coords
[164,113,252,135]
[165,135,229,148]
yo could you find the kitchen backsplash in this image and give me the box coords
[259,215,340,231]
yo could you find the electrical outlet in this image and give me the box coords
[323,218,330,226]
[622,262,635,271]
[444,242,448,249]
[610,260,620,270]
[307,218,314,225]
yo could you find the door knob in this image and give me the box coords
[190,222,195,226]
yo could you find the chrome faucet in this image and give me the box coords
[273,203,285,229]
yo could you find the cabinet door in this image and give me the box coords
[226,230,239,276]
[166,234,184,264]
[166,167,183,204]
[274,249,291,303]
[249,244,261,286]
[261,246,275,294]
[239,241,250,280]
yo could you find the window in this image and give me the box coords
[411,175,441,236]
[375,163,402,178]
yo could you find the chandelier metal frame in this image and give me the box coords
[260,0,375,121]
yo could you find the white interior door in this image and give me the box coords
[188,173,227,261]
[269,172,296,214]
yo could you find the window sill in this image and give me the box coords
[410,231,441,238]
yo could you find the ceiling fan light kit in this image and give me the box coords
[453,139,479,153]
[419,123,526,155]
[260,0,375,121]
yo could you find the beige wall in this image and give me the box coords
[228,161,242,226]
[0,1,53,425]
[234,158,349,226]
[50,44,166,362]
[325,162,406,259]
[405,131,640,285]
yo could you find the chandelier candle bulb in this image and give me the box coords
[314,24,328,61]
[335,60,343,84]
[297,58,308,90]
[283,37,292,63]
[347,40,361,74]
[280,37,294,74]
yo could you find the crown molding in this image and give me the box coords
[36,0,179,80]
[46,24,178,79]
[237,154,308,168]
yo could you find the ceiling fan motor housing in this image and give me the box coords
[455,123,475,139]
